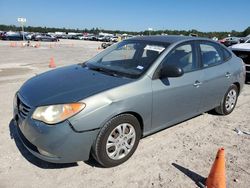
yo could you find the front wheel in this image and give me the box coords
[215,84,239,115]
[93,114,141,167]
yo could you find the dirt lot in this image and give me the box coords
[0,39,249,188]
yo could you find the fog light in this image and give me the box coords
[37,148,57,158]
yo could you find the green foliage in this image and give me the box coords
[0,24,248,39]
[242,27,250,37]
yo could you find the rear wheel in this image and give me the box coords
[215,84,238,115]
[93,114,141,167]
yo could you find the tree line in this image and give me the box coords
[0,24,249,39]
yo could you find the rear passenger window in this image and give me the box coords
[163,43,197,73]
[200,43,223,67]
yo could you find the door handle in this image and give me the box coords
[225,72,231,78]
[193,80,202,88]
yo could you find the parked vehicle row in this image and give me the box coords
[80,34,120,42]
[0,30,126,43]
[0,32,59,42]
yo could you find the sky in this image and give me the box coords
[0,0,249,32]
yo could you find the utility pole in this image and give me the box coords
[148,28,153,36]
[17,17,26,41]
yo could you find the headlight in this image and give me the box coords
[32,103,85,124]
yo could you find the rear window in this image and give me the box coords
[200,42,223,67]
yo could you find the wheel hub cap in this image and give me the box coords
[225,89,237,111]
[106,123,136,160]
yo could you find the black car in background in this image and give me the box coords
[0,31,6,40]
[34,34,58,42]
[1,32,26,40]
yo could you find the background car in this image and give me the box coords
[69,34,83,40]
[84,34,95,40]
[230,39,250,81]
[34,34,58,42]
[219,37,241,47]
[110,36,119,42]
[0,31,6,40]
[1,31,26,40]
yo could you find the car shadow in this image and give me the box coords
[172,163,206,188]
[9,119,78,169]
[83,155,103,168]
[207,109,221,116]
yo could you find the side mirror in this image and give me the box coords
[159,64,184,78]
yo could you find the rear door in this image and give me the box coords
[151,41,203,131]
[198,41,232,112]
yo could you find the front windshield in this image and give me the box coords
[86,40,169,78]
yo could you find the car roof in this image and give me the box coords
[127,35,208,44]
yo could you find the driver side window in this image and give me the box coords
[163,43,197,73]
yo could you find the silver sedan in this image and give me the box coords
[14,36,245,167]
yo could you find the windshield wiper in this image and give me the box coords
[88,65,121,77]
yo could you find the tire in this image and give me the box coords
[101,43,107,49]
[93,114,141,167]
[215,84,239,115]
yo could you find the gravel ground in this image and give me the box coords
[0,39,249,188]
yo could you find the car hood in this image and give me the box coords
[230,43,250,51]
[19,64,133,107]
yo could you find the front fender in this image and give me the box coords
[68,78,152,135]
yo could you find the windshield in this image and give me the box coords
[86,40,169,78]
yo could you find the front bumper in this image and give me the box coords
[13,98,99,163]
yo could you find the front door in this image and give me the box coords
[151,42,203,132]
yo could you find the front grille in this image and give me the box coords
[17,95,31,119]
[246,65,250,72]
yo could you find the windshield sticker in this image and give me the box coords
[136,65,144,70]
[144,45,165,53]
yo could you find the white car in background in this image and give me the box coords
[230,39,250,81]
[230,39,250,51]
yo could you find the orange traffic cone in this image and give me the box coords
[206,148,226,188]
[10,42,17,47]
[49,57,56,68]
